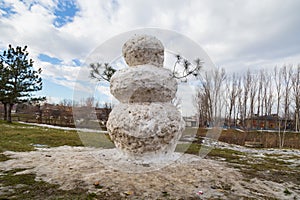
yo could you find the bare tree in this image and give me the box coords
[261,71,274,126]
[60,99,73,107]
[195,89,210,127]
[212,68,226,123]
[265,75,274,116]
[195,67,226,127]
[274,66,282,117]
[241,70,252,126]
[236,77,243,127]
[196,72,213,126]
[85,97,95,108]
[255,70,267,129]
[291,64,300,132]
[249,73,257,129]
[274,66,283,145]
[279,65,293,148]
[225,73,239,127]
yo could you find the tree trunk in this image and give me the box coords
[7,103,13,123]
[3,103,7,121]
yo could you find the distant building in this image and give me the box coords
[183,116,199,127]
[244,114,293,130]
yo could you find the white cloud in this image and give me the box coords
[45,96,64,104]
[1,0,300,102]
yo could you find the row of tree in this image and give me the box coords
[0,45,44,122]
[195,65,300,132]
[9,97,113,126]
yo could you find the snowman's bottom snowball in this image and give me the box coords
[107,102,185,159]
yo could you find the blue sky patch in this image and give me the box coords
[72,59,81,66]
[53,0,79,28]
[0,2,16,18]
[38,53,62,65]
[37,79,74,102]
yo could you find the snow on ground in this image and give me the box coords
[202,137,300,167]
[203,137,300,156]
[0,146,299,199]
[18,122,107,133]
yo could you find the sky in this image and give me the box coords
[1,0,300,115]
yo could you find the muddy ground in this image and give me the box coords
[0,143,299,199]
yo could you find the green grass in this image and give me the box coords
[0,120,83,153]
[0,120,117,154]
[208,148,246,162]
[176,142,245,160]
[175,142,201,154]
[77,131,115,149]
[0,169,122,200]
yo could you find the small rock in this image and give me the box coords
[124,190,134,196]
[93,181,103,189]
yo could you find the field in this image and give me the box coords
[0,121,299,199]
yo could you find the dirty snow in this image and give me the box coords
[0,146,299,199]
[202,137,300,156]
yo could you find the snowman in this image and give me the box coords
[107,35,185,161]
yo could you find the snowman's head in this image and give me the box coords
[122,34,164,67]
